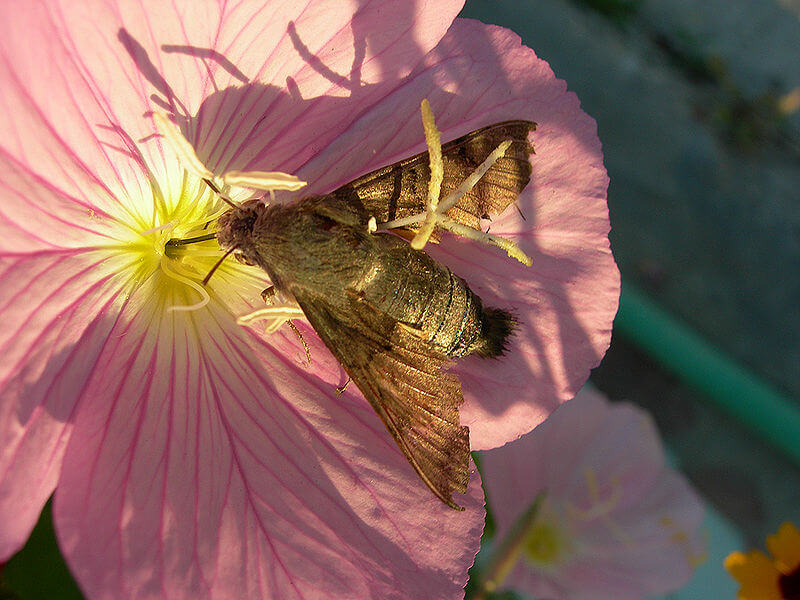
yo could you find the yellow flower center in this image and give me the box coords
[523,517,568,566]
[104,173,246,314]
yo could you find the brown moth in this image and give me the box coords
[177,120,535,510]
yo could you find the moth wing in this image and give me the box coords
[293,289,470,510]
[332,120,536,232]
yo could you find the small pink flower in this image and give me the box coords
[0,1,617,598]
[480,386,706,600]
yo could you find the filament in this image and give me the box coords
[160,255,211,312]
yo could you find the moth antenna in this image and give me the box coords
[202,247,235,285]
[202,178,239,209]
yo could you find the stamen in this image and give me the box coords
[410,99,444,251]
[141,219,178,236]
[566,468,631,547]
[202,205,233,224]
[660,516,708,567]
[152,112,214,181]
[569,468,623,521]
[377,212,425,231]
[377,140,514,232]
[437,140,513,215]
[222,170,307,191]
[160,256,211,312]
[376,101,532,266]
[437,215,533,266]
[236,305,305,326]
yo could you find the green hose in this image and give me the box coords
[615,283,800,465]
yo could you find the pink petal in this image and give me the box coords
[0,0,464,217]
[54,296,484,600]
[0,2,157,222]
[301,19,619,450]
[0,251,127,559]
[481,387,705,600]
[0,149,121,250]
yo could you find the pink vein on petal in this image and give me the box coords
[0,250,129,559]
[201,314,408,562]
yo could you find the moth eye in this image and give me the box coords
[234,251,255,266]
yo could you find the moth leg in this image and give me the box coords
[286,320,312,364]
[258,287,311,363]
[336,378,352,395]
[377,101,533,266]
[261,286,277,303]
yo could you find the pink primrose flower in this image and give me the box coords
[0,1,617,598]
[480,386,706,600]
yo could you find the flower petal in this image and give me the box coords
[300,19,618,450]
[0,251,127,560]
[1,0,464,205]
[725,550,782,600]
[480,386,705,600]
[767,522,800,574]
[54,291,484,599]
[0,2,160,224]
[0,145,132,251]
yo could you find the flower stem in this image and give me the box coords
[472,492,546,600]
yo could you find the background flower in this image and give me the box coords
[479,385,705,600]
[726,522,800,600]
[0,0,616,598]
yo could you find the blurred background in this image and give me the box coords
[3,0,799,598]
[461,0,800,597]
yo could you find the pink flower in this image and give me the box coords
[479,386,706,600]
[0,1,617,598]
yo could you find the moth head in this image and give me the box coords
[216,199,263,262]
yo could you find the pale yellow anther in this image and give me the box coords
[410,99,444,251]
[152,112,214,181]
[437,140,513,215]
[223,171,307,191]
[236,305,305,327]
[565,468,631,547]
[381,101,531,266]
[437,215,533,266]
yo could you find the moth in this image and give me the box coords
[169,115,535,510]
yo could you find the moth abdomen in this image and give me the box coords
[473,306,516,358]
[433,286,515,360]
